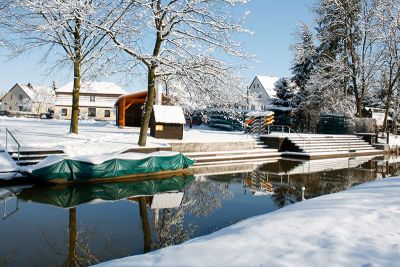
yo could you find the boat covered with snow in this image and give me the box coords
[19,175,194,208]
[24,151,195,184]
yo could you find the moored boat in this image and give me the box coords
[23,151,195,184]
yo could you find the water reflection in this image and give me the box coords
[1,157,400,266]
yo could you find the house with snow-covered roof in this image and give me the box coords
[248,75,280,110]
[55,81,127,121]
[0,83,55,113]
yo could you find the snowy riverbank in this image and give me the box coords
[0,117,250,156]
[95,177,400,267]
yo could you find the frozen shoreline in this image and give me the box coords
[95,177,400,267]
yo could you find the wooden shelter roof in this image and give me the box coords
[115,90,147,106]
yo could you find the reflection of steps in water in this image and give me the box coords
[190,158,280,176]
[258,156,376,176]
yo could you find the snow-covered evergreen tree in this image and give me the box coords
[273,78,295,107]
[291,23,317,99]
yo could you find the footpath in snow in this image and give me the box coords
[95,177,400,267]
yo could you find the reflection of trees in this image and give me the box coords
[271,185,298,208]
[38,207,119,267]
[150,178,233,250]
[0,250,16,266]
[182,179,233,217]
[152,208,191,250]
[253,159,385,208]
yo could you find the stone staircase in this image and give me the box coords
[282,134,383,159]
[169,139,282,175]
[8,148,65,166]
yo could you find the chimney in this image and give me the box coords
[27,83,33,89]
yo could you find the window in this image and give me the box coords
[61,108,68,116]
[88,107,96,117]
[10,95,12,100]
[104,110,110,118]
[90,95,96,102]
[257,84,259,88]
[18,106,23,111]
[253,84,255,88]
[19,95,23,100]
[9,106,12,110]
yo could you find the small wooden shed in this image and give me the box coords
[150,105,186,140]
[115,91,147,127]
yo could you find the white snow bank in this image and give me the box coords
[0,150,17,172]
[95,177,400,267]
[0,119,251,157]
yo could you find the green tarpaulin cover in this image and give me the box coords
[19,175,194,208]
[30,153,195,183]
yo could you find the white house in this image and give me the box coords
[54,81,127,120]
[0,83,55,113]
[248,76,280,110]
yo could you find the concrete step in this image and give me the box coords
[10,153,65,160]
[169,140,258,153]
[8,149,65,166]
[295,142,371,147]
[192,157,281,167]
[301,145,374,150]
[16,159,41,166]
[193,152,282,164]
[290,139,366,144]
[8,149,64,155]
[186,149,279,158]
[283,149,382,159]
[302,147,376,153]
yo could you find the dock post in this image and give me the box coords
[301,187,305,201]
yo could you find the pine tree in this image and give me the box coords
[291,23,316,93]
[274,78,295,107]
[291,23,317,108]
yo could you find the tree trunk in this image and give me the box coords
[70,15,81,134]
[70,61,81,134]
[68,208,77,267]
[139,197,152,253]
[383,83,392,133]
[138,66,156,146]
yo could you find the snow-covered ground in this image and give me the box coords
[0,117,250,156]
[95,177,400,267]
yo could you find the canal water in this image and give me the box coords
[0,156,399,266]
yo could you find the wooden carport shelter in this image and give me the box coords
[115,90,147,127]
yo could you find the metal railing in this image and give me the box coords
[267,125,311,151]
[5,128,21,165]
[2,188,19,220]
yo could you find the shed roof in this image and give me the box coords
[153,105,186,124]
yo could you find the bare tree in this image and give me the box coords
[92,0,251,146]
[2,1,124,133]
[375,0,400,132]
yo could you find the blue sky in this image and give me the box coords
[0,0,313,94]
